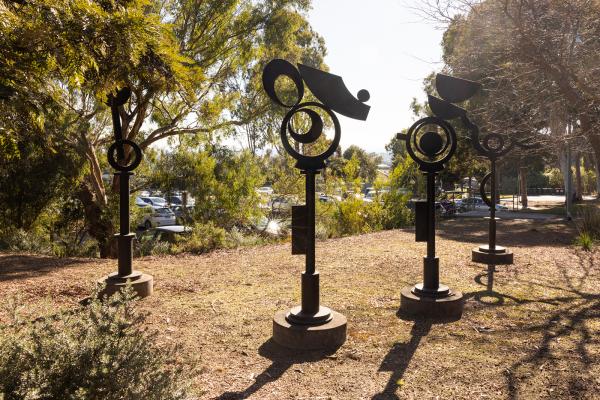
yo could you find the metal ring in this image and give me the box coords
[108,140,142,172]
[262,59,304,108]
[405,116,457,172]
[280,102,340,171]
[482,133,505,155]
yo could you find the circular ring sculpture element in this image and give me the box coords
[479,172,493,208]
[262,59,304,108]
[280,102,340,171]
[108,139,143,172]
[405,116,457,172]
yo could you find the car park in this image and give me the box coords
[137,196,168,207]
[459,197,509,212]
[256,186,274,196]
[136,225,192,243]
[140,207,176,229]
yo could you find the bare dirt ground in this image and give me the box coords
[1,218,599,399]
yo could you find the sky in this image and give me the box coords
[307,0,445,154]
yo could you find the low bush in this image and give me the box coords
[576,207,600,238]
[0,287,192,400]
[171,222,226,254]
[574,232,593,251]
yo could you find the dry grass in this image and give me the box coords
[1,218,599,399]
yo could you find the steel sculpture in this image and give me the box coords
[97,88,153,298]
[429,74,535,266]
[262,59,370,349]
[397,101,464,318]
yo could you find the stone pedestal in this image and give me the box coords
[472,245,513,265]
[97,270,154,299]
[400,285,464,319]
[273,309,347,350]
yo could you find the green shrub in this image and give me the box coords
[577,207,600,238]
[0,288,191,400]
[574,232,593,251]
[226,227,269,248]
[382,191,413,229]
[0,228,54,254]
[171,222,226,254]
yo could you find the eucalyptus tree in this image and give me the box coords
[0,0,325,256]
[421,0,600,195]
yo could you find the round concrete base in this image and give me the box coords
[97,271,153,299]
[273,309,347,350]
[472,245,513,265]
[400,286,464,319]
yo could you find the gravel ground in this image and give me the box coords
[1,218,598,400]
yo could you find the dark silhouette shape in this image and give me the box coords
[0,255,88,282]
[372,320,432,400]
[430,74,538,266]
[215,339,339,399]
[397,90,464,316]
[97,88,153,298]
[262,59,370,330]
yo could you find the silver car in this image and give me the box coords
[141,207,176,229]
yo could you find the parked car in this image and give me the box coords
[270,196,299,213]
[363,188,390,203]
[256,186,274,196]
[140,207,176,229]
[319,193,341,203]
[137,196,168,208]
[459,197,508,211]
[137,225,192,243]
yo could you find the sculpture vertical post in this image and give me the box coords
[97,87,153,299]
[302,170,318,314]
[423,171,438,291]
[262,59,370,349]
[398,114,464,318]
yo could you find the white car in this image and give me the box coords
[137,196,167,207]
[141,207,176,229]
[270,196,299,212]
[459,197,508,211]
[256,186,274,196]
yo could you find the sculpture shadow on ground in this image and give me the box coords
[372,310,461,400]
[214,338,340,400]
[503,252,600,399]
[435,218,575,249]
[0,254,88,282]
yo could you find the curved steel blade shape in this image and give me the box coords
[436,74,481,103]
[298,64,370,121]
[428,95,467,120]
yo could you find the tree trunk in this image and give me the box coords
[575,152,583,200]
[589,135,600,197]
[78,182,117,258]
[519,167,528,208]
[79,134,117,258]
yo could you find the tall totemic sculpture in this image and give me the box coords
[397,74,477,319]
[97,88,153,298]
[429,75,535,268]
[262,59,370,349]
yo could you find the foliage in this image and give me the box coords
[431,0,600,195]
[342,145,382,183]
[171,222,226,254]
[574,232,593,252]
[0,287,191,400]
[0,0,325,257]
[575,207,600,239]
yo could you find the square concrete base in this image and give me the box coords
[97,271,154,299]
[273,309,347,350]
[400,286,464,319]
